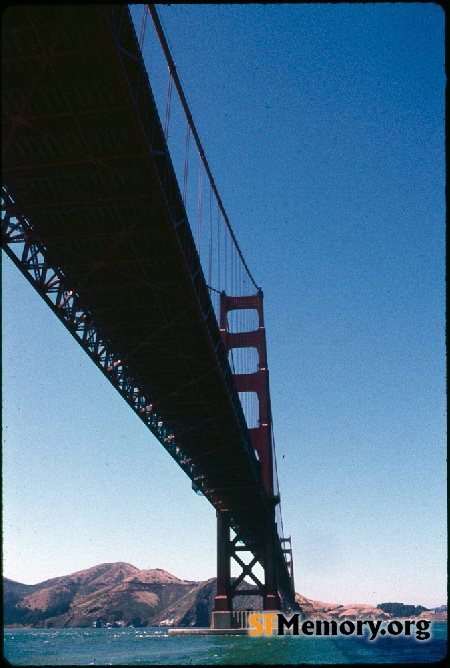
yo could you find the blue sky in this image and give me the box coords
[2,3,446,609]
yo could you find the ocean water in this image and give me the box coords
[3,624,447,666]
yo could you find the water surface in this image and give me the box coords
[3,624,447,665]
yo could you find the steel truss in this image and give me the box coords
[104,5,256,475]
[2,185,216,504]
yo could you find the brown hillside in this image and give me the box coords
[3,562,446,628]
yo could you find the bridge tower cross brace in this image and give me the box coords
[215,290,281,612]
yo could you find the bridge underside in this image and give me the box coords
[2,4,295,608]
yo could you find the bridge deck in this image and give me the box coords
[2,5,294,604]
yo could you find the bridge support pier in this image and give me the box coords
[214,510,232,612]
[213,290,283,620]
[263,505,281,611]
[213,506,281,620]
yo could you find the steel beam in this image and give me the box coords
[2,186,212,503]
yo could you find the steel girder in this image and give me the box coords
[2,186,213,500]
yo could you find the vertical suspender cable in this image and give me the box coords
[197,159,203,256]
[139,4,149,47]
[147,4,260,293]
[164,71,173,139]
[217,206,221,292]
[182,123,190,206]
[224,220,228,294]
[208,186,213,287]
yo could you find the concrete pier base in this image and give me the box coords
[168,627,248,635]
[211,610,251,630]
[167,610,252,635]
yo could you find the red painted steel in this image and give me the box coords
[218,290,281,610]
[215,511,232,612]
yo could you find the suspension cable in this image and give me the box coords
[139,2,290,569]
[147,4,260,292]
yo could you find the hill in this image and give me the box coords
[3,562,446,628]
[3,562,260,628]
[4,563,201,628]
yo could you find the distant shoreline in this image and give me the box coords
[3,562,447,629]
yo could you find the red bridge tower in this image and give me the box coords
[214,290,282,619]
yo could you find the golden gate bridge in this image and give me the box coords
[2,4,298,625]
